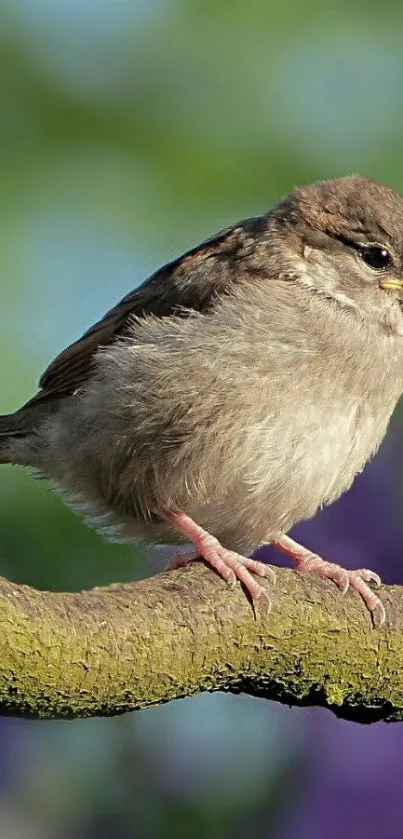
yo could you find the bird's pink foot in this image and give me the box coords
[272,534,385,627]
[165,512,276,614]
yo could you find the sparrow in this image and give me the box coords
[1,174,403,627]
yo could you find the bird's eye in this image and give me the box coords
[360,245,390,270]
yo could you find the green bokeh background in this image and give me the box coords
[1,1,403,837]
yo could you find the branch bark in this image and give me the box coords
[1,562,402,723]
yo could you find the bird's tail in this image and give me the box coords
[0,411,32,464]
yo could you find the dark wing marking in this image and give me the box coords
[24,214,267,407]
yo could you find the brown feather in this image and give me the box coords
[28,216,266,407]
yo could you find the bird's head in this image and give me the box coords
[273,174,403,333]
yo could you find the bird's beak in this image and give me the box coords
[379,278,403,298]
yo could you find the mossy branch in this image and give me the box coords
[0,562,402,723]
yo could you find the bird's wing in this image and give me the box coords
[24,215,266,409]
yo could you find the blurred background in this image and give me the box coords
[1,0,403,837]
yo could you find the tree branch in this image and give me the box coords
[1,562,402,723]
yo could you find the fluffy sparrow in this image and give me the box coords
[2,174,403,626]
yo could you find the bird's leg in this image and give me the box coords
[272,534,386,626]
[165,512,276,613]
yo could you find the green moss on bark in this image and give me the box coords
[0,564,402,722]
